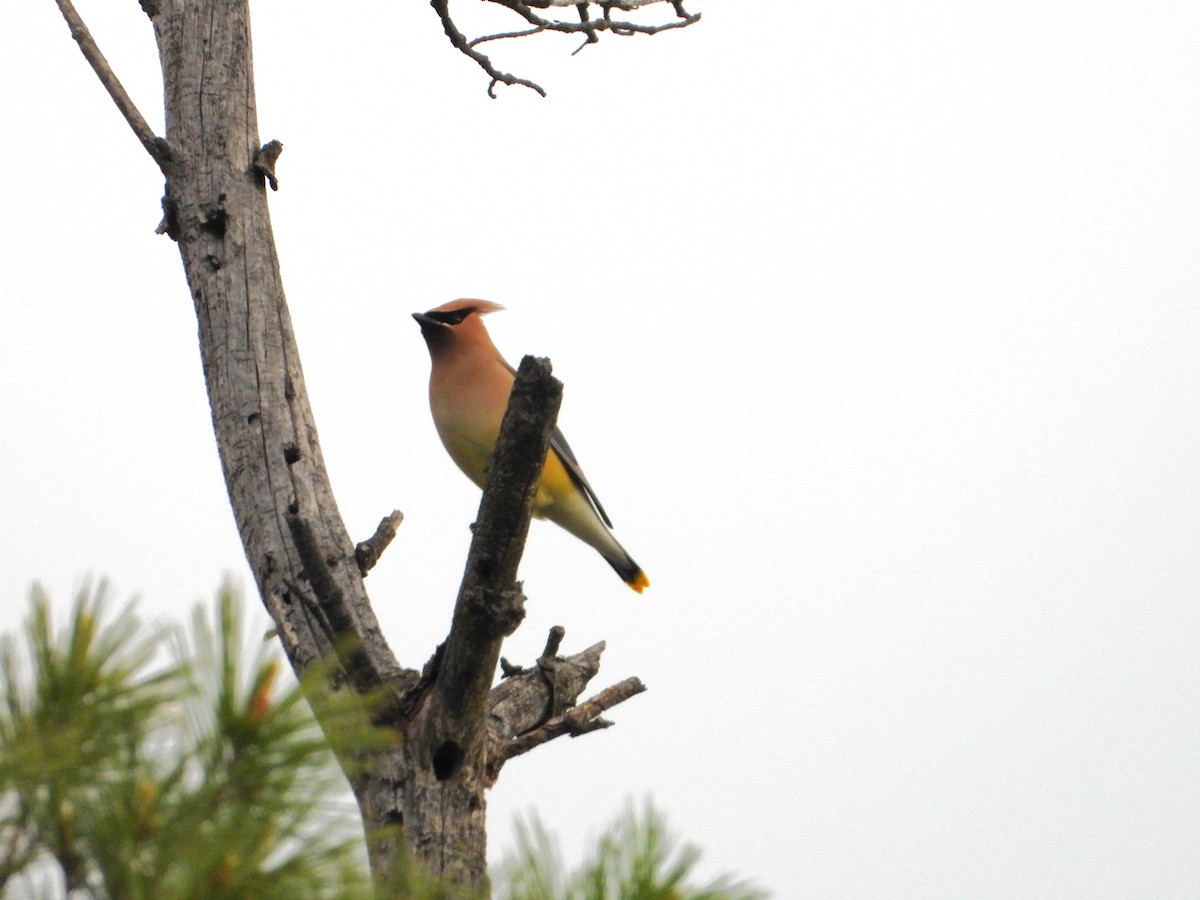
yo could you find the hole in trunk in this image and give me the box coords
[433,740,464,780]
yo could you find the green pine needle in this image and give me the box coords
[0,580,373,900]
[496,799,769,900]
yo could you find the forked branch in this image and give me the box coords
[431,0,548,97]
[487,674,647,781]
[432,0,701,96]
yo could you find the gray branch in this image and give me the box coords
[485,636,606,783]
[52,0,172,171]
[488,675,647,780]
[355,510,404,576]
[434,0,701,96]
[433,356,562,733]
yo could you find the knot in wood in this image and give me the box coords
[463,585,526,637]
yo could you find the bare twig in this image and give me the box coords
[469,25,548,48]
[485,639,609,784]
[436,0,700,95]
[499,624,566,677]
[539,625,566,661]
[53,0,172,172]
[431,0,547,98]
[355,509,404,576]
[573,2,599,55]
[487,0,701,36]
[488,676,646,778]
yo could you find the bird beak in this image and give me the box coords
[412,312,443,329]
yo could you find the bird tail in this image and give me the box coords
[603,548,650,594]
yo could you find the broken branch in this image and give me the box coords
[355,509,404,576]
[433,356,562,729]
[487,675,646,780]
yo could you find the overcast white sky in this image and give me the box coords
[4,1,1200,896]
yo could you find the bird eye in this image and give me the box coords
[426,309,471,326]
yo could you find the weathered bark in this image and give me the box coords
[365,356,561,889]
[147,0,408,699]
[52,0,647,893]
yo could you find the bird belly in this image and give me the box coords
[439,424,611,557]
[437,427,497,491]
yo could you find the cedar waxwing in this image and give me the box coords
[413,299,649,593]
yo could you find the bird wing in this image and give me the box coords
[549,426,615,529]
[499,357,615,529]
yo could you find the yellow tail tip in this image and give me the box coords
[627,571,650,594]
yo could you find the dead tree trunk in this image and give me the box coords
[51,0,647,893]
